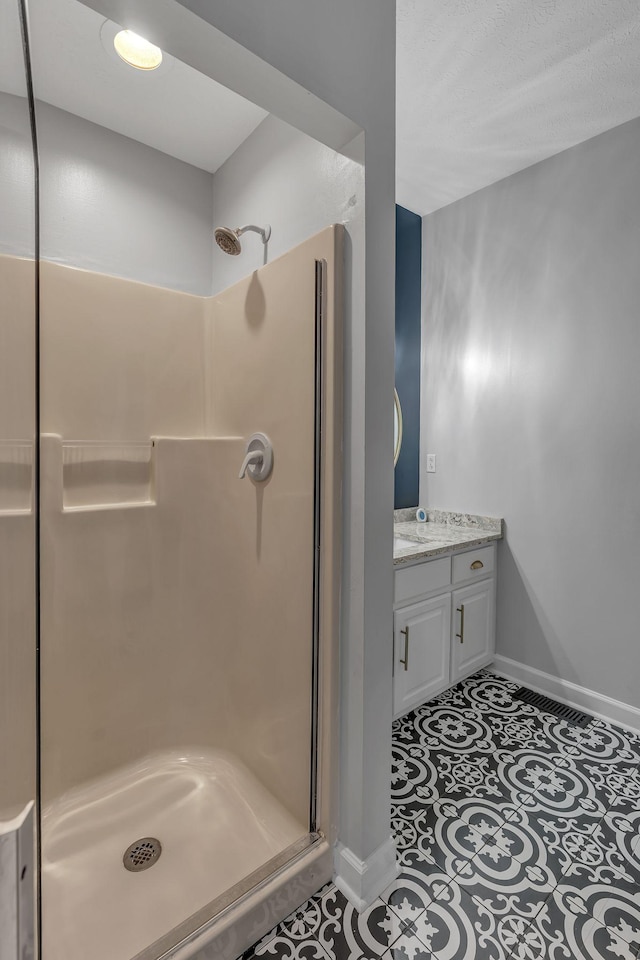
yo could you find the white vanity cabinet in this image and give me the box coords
[393,543,496,719]
[451,579,494,683]
[393,595,451,718]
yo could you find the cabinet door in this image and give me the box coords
[394,595,450,719]
[451,579,495,683]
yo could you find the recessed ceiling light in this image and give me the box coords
[113,30,163,71]
[100,21,172,77]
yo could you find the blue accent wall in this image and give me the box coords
[395,204,422,508]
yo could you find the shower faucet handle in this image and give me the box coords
[238,449,263,479]
[238,433,273,482]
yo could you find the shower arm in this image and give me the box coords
[236,224,271,244]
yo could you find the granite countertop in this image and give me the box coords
[393,509,503,565]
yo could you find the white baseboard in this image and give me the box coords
[490,655,640,736]
[334,836,398,912]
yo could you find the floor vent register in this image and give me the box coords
[513,687,593,728]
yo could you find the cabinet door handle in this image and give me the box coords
[399,626,409,670]
[456,605,465,644]
[470,560,484,570]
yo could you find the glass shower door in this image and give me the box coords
[29,2,333,957]
[0,0,38,955]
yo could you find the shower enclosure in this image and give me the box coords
[1,1,345,958]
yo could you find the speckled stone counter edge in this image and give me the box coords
[393,508,503,534]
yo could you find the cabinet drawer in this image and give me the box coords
[395,556,451,605]
[452,545,495,584]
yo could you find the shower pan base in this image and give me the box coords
[41,749,306,960]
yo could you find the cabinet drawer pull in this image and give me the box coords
[400,626,409,670]
[456,605,465,644]
[470,560,484,570]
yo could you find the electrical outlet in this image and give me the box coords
[426,454,436,473]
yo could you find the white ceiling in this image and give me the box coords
[0,0,29,97]
[25,0,267,174]
[8,0,640,213]
[397,0,640,215]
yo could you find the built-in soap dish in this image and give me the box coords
[61,440,155,512]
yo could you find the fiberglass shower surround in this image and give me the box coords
[37,227,342,960]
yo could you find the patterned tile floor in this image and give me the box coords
[242,671,640,960]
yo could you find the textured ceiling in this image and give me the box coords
[25,0,267,174]
[397,0,640,214]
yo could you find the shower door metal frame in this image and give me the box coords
[309,257,326,834]
[15,1,42,959]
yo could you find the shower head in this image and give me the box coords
[215,227,242,256]
[214,223,271,256]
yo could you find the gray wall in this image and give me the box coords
[211,115,363,296]
[36,101,214,295]
[177,0,398,884]
[0,92,36,258]
[420,116,640,711]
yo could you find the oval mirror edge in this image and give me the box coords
[394,387,403,467]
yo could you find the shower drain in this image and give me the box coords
[123,837,162,872]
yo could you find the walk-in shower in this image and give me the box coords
[37,228,342,960]
[0,1,348,958]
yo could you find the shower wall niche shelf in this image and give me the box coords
[41,434,156,513]
[62,438,154,511]
[62,499,157,515]
[0,440,34,515]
